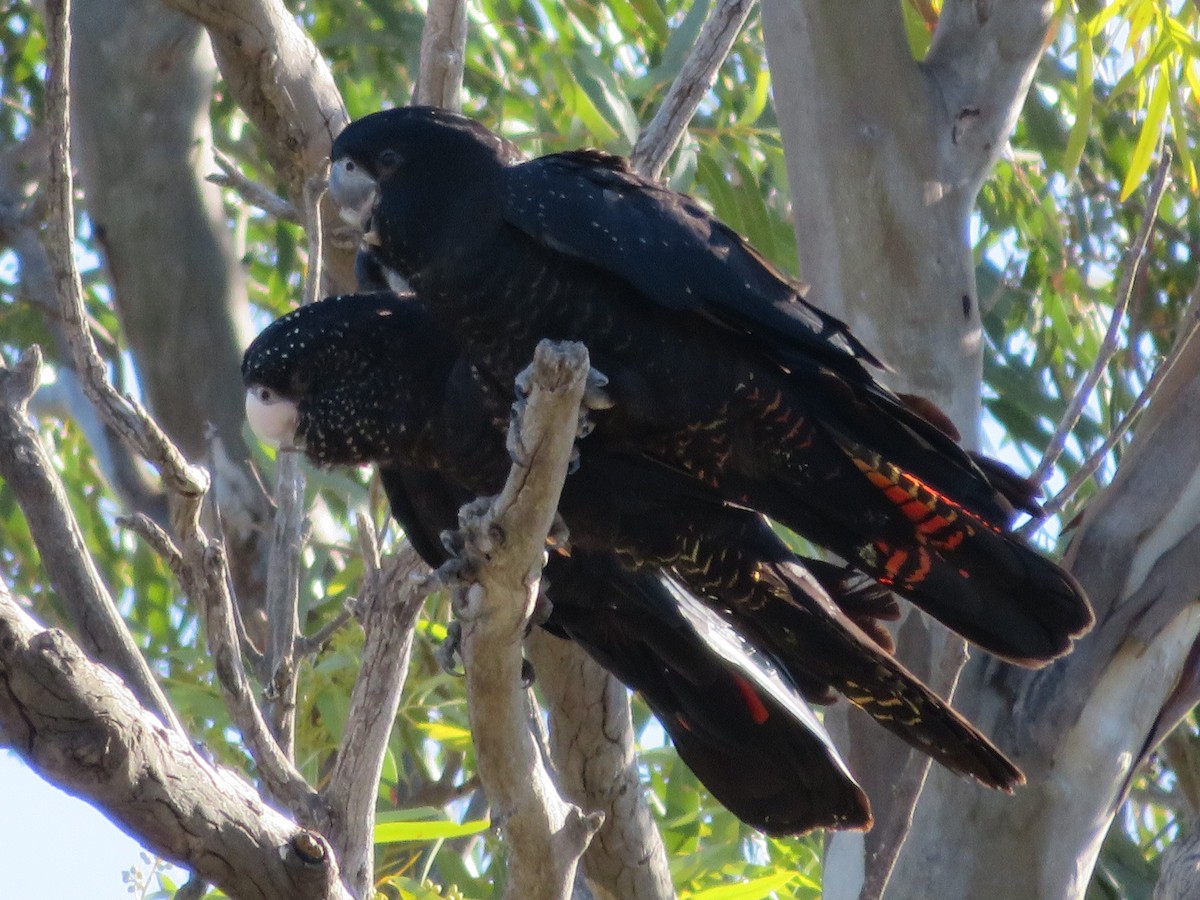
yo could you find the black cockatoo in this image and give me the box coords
[242,292,1023,804]
[327,107,1092,667]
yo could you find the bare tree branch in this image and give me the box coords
[45,0,208,511]
[526,630,674,900]
[0,580,352,900]
[1036,311,1200,526]
[416,0,468,110]
[263,450,304,753]
[0,347,182,733]
[162,0,356,293]
[451,341,602,900]
[1027,150,1173,491]
[630,0,757,180]
[210,146,303,223]
[321,543,429,898]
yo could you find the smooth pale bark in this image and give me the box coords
[766,3,1200,899]
[527,630,675,900]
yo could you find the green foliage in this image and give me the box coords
[2,0,1199,895]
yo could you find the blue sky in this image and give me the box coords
[0,750,177,899]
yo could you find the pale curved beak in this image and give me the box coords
[245,387,299,450]
[329,157,379,237]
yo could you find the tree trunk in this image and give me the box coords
[760,3,1200,898]
[758,3,1200,897]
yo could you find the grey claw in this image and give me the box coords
[514,365,534,400]
[440,528,465,556]
[547,513,570,549]
[437,621,464,676]
[584,368,614,411]
[520,658,536,688]
[507,421,531,468]
[530,590,554,628]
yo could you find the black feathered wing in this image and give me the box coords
[376,464,871,834]
[502,150,883,372]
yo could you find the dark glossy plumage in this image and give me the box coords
[378,464,870,835]
[329,107,1093,666]
[242,293,1024,795]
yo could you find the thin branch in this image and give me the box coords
[1029,151,1173,489]
[302,166,329,307]
[118,513,184,575]
[263,450,304,756]
[0,580,351,900]
[630,0,756,180]
[183,537,319,816]
[858,634,968,900]
[1029,311,1200,528]
[452,341,602,900]
[296,608,354,657]
[263,166,327,755]
[416,0,468,110]
[321,543,429,898]
[209,147,302,223]
[0,348,182,734]
[44,0,208,512]
[525,630,674,899]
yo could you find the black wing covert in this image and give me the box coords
[501,150,884,373]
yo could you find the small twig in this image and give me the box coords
[415,0,468,110]
[302,166,329,307]
[263,451,304,755]
[209,148,302,223]
[262,166,328,754]
[1029,150,1173,490]
[118,514,184,575]
[629,0,757,179]
[1026,310,1200,530]
[296,608,354,657]
[185,538,318,816]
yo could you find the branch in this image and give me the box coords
[209,147,302,223]
[321,542,429,898]
[263,165,328,754]
[416,0,468,110]
[0,581,352,900]
[925,0,1057,188]
[1028,150,1173,491]
[1032,309,1200,527]
[0,347,182,733]
[452,341,602,900]
[525,631,674,900]
[162,0,356,293]
[44,0,208,512]
[630,0,756,180]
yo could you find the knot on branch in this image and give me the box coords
[0,346,43,410]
